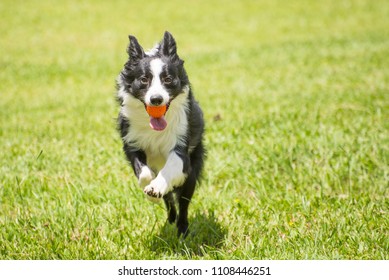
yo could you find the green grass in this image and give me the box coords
[0,0,388,259]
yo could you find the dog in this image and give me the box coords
[116,31,205,237]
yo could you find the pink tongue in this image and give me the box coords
[149,116,167,131]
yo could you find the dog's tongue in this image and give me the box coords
[149,116,167,131]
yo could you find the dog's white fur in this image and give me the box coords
[145,59,170,106]
[143,151,187,201]
[138,165,154,188]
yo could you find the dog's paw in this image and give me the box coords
[138,166,155,189]
[143,176,168,201]
[177,222,189,238]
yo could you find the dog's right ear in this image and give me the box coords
[127,35,145,61]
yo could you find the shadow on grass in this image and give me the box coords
[149,210,227,259]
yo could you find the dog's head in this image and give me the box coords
[119,32,189,107]
[118,31,189,130]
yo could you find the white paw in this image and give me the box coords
[143,176,169,201]
[138,166,154,189]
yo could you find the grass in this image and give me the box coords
[0,0,388,259]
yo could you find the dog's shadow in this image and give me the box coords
[149,210,226,258]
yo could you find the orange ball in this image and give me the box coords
[146,105,167,118]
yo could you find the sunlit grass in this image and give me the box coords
[0,0,388,259]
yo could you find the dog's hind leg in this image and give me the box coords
[163,192,176,224]
[176,178,196,238]
[176,142,205,238]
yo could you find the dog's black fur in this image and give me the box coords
[116,32,205,237]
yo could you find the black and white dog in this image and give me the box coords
[116,32,205,237]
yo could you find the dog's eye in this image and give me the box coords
[163,76,173,84]
[140,77,149,85]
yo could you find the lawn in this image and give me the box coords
[0,0,388,259]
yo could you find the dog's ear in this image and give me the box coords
[160,31,180,61]
[127,35,145,61]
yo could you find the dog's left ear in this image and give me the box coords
[160,31,180,61]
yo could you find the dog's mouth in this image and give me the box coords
[146,102,170,131]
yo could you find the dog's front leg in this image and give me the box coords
[138,164,155,189]
[144,148,188,201]
[123,145,155,189]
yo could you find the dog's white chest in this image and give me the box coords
[121,92,189,172]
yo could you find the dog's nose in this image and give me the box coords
[150,95,164,106]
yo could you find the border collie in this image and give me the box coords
[116,32,205,237]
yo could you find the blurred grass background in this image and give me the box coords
[0,0,388,259]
